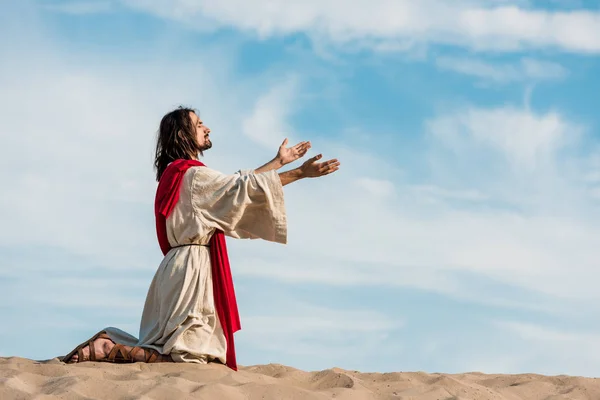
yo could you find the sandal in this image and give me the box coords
[106,345,173,363]
[63,331,173,364]
[105,343,131,362]
[128,347,172,363]
[63,331,111,363]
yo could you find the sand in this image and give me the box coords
[1,357,599,399]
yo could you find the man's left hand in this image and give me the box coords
[277,139,311,166]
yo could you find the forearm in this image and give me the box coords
[278,168,304,186]
[255,157,284,174]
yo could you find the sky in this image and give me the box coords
[1,0,600,377]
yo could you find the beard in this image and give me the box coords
[199,139,212,151]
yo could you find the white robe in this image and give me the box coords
[102,166,287,364]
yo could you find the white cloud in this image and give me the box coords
[520,58,568,80]
[410,185,488,202]
[245,303,401,337]
[584,171,600,183]
[489,320,600,376]
[237,301,402,369]
[355,178,395,198]
[436,56,568,83]
[229,102,600,312]
[121,0,600,53]
[427,106,575,170]
[241,77,298,149]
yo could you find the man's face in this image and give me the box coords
[190,111,212,150]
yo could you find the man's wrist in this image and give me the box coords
[255,157,286,174]
[294,167,305,179]
[278,167,305,186]
[272,156,286,169]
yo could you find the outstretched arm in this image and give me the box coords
[279,154,340,186]
[255,139,311,173]
[278,168,304,186]
[255,157,284,174]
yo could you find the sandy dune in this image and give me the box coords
[1,357,599,399]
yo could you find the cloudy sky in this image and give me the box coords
[1,0,600,377]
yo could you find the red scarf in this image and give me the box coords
[154,159,241,371]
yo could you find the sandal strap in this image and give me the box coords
[146,350,159,363]
[107,344,130,362]
[89,338,96,362]
[143,348,154,363]
[77,348,85,362]
[127,346,149,362]
[128,347,163,363]
[128,346,140,361]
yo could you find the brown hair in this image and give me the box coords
[154,106,202,181]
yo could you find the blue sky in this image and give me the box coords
[1,0,600,377]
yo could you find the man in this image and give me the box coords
[63,106,340,368]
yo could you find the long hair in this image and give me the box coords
[154,106,202,181]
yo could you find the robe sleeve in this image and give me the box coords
[190,167,287,244]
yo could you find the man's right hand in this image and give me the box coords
[300,154,340,178]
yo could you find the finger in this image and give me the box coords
[293,141,310,150]
[318,161,340,174]
[298,147,309,155]
[280,138,289,148]
[321,165,339,176]
[308,154,323,163]
[317,159,339,169]
[325,163,340,173]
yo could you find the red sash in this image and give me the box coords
[154,159,241,370]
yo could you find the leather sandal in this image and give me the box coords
[107,345,172,363]
[132,347,173,363]
[106,344,131,362]
[63,331,111,363]
[63,331,173,364]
